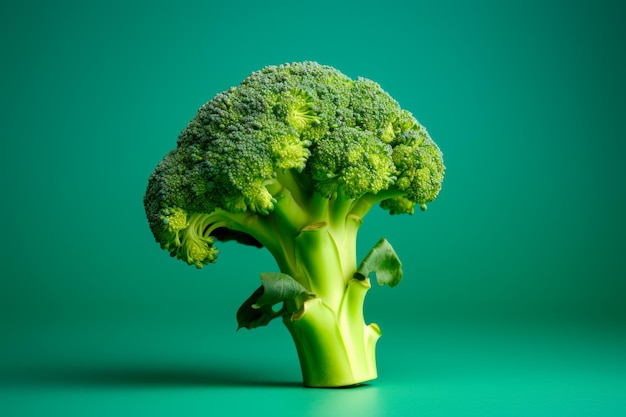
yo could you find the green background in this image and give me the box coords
[1,0,624,415]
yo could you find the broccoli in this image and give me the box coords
[144,61,444,387]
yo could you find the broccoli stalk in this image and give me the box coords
[236,176,402,386]
[144,62,444,387]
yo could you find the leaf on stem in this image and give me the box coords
[354,238,403,287]
[236,272,314,330]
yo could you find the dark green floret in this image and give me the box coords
[144,61,445,387]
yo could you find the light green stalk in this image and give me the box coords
[233,182,403,387]
[281,220,380,387]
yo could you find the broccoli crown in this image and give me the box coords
[144,61,444,267]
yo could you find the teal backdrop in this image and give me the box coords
[1,0,624,416]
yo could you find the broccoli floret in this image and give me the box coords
[144,61,445,387]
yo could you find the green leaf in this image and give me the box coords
[254,272,313,308]
[236,272,314,330]
[354,238,403,287]
[236,285,280,330]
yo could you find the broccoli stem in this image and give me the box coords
[349,189,405,218]
[280,220,380,387]
[233,181,388,387]
[282,280,381,387]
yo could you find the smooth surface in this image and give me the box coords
[1,0,625,416]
